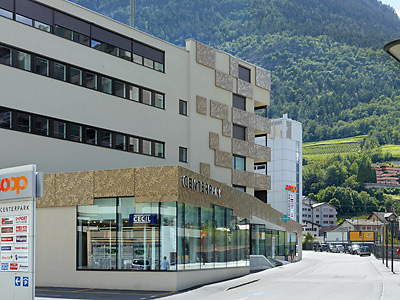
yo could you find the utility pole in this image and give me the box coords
[130,0,136,28]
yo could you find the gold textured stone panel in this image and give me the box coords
[256,67,271,91]
[215,150,232,169]
[210,99,229,120]
[254,173,271,190]
[209,132,219,150]
[215,70,234,92]
[196,42,216,69]
[232,138,249,157]
[222,119,232,137]
[54,171,94,207]
[232,169,254,187]
[37,174,56,208]
[254,115,271,133]
[200,163,210,177]
[196,95,207,115]
[255,145,271,162]
[94,169,135,198]
[237,79,253,99]
[230,56,239,78]
[135,166,179,200]
[232,107,249,127]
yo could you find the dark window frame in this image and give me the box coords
[238,65,251,83]
[179,100,188,116]
[179,147,188,163]
[233,124,246,141]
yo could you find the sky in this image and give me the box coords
[380,0,400,17]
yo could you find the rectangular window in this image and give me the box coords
[91,39,103,50]
[85,128,97,145]
[55,25,72,40]
[233,94,246,111]
[233,124,246,141]
[101,76,112,94]
[16,14,33,26]
[70,67,82,85]
[142,139,152,155]
[115,134,126,150]
[70,124,82,142]
[15,112,31,133]
[128,137,139,153]
[104,43,118,56]
[142,89,152,105]
[101,131,112,148]
[184,204,201,270]
[201,206,215,269]
[179,147,188,163]
[233,155,245,170]
[85,72,97,90]
[133,54,143,65]
[0,109,12,129]
[128,85,139,102]
[154,142,164,158]
[53,62,66,81]
[16,50,31,71]
[179,100,187,116]
[35,57,49,76]
[0,8,13,19]
[155,93,164,109]
[34,21,51,32]
[254,106,267,118]
[34,117,49,136]
[72,31,90,46]
[53,120,66,139]
[115,81,126,98]
[233,185,246,192]
[154,61,164,72]
[144,58,154,69]
[214,206,227,268]
[239,65,251,83]
[0,45,12,66]
[119,49,131,61]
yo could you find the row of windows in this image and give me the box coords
[0,1,165,72]
[0,106,165,158]
[0,43,165,109]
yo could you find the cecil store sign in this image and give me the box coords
[0,165,42,300]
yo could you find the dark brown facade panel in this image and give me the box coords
[16,0,53,24]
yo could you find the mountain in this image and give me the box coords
[70,0,400,144]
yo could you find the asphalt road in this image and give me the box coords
[36,251,400,300]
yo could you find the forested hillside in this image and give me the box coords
[70,0,400,143]
[69,0,400,217]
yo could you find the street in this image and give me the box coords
[36,251,400,300]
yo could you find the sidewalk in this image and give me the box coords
[368,255,400,300]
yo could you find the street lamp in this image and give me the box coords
[384,39,400,63]
[385,213,397,274]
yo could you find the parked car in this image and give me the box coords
[327,244,335,252]
[314,244,322,252]
[350,244,361,255]
[336,245,344,252]
[132,259,151,270]
[344,245,352,254]
[359,245,371,256]
[331,245,339,253]
[321,244,329,252]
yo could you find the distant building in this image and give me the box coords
[265,114,302,222]
[372,164,400,186]
[334,219,383,233]
[302,220,321,237]
[302,197,337,236]
[367,212,399,239]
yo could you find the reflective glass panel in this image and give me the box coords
[101,131,112,148]
[184,204,200,270]
[117,197,135,270]
[133,54,143,65]
[15,112,31,132]
[53,62,66,81]
[104,43,118,56]
[85,72,97,90]
[16,51,31,71]
[34,21,51,32]
[55,25,72,40]
[119,49,131,61]
[0,8,13,19]
[144,58,153,68]
[16,14,33,26]
[155,93,164,109]
[101,76,112,94]
[177,203,185,270]
[115,81,126,98]
[53,120,66,139]
[201,206,214,269]
[237,219,249,266]
[35,57,49,76]
[142,89,152,105]
[214,206,227,268]
[154,142,164,158]
[72,31,90,46]
[154,62,164,72]
[129,85,139,101]
[128,137,139,153]
[160,202,177,271]
[115,134,126,150]
[70,67,82,85]
[227,209,237,267]
[70,124,82,142]
[142,139,152,155]
[35,117,49,136]
[85,127,97,145]
[0,109,11,129]
[0,45,12,66]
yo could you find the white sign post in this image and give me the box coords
[0,165,40,300]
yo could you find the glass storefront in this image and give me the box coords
[77,198,251,271]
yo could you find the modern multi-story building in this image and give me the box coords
[264,114,302,222]
[0,0,301,292]
[302,197,337,236]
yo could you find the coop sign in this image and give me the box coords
[285,185,297,192]
[181,176,221,198]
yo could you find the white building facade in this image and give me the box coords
[266,114,302,223]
